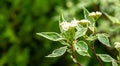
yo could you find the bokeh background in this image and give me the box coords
[0,0,120,66]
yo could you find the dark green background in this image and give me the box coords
[0,0,120,66]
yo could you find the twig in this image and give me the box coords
[91,44,103,66]
[70,44,82,66]
[71,54,82,66]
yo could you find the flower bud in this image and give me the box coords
[60,22,71,31]
[70,19,79,27]
[89,11,102,20]
[114,42,120,49]
[96,11,102,16]
[60,19,79,31]
[79,19,90,27]
[89,12,96,18]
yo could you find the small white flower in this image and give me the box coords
[70,19,79,27]
[114,42,120,48]
[79,19,90,24]
[89,12,96,17]
[60,21,71,31]
[89,11,102,18]
[96,11,102,16]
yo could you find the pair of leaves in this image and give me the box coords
[46,41,90,58]
[36,31,68,57]
[36,32,64,41]
[97,54,118,66]
[75,41,90,57]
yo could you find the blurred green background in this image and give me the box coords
[0,0,120,66]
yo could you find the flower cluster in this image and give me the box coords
[89,11,102,19]
[60,19,90,31]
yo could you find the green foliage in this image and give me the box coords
[0,0,120,66]
[46,46,67,57]
[97,54,114,62]
[97,54,118,66]
[75,28,87,39]
[36,32,64,41]
[112,60,118,66]
[97,34,110,47]
[75,41,90,57]
[37,7,118,66]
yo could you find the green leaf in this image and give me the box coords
[83,8,89,19]
[59,12,66,33]
[75,41,90,57]
[46,46,67,57]
[83,8,94,25]
[75,28,87,39]
[97,34,110,47]
[83,8,95,33]
[97,54,113,62]
[76,24,83,30]
[36,32,64,41]
[112,60,118,66]
[104,12,120,24]
[59,12,65,23]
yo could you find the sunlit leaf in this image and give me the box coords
[112,60,118,66]
[75,41,90,57]
[83,8,94,25]
[97,54,113,62]
[59,12,65,23]
[59,12,66,33]
[83,8,95,33]
[98,34,110,47]
[36,32,64,41]
[46,46,67,57]
[75,28,87,39]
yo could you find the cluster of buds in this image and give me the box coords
[60,19,90,31]
[60,19,79,31]
[89,11,102,20]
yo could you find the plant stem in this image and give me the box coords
[71,54,82,66]
[91,44,103,66]
[70,44,82,66]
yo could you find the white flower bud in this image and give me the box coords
[89,11,102,19]
[70,19,79,27]
[79,19,90,27]
[60,19,80,31]
[60,22,71,31]
[96,11,102,16]
[89,12,96,17]
[79,19,90,24]
[114,42,120,48]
